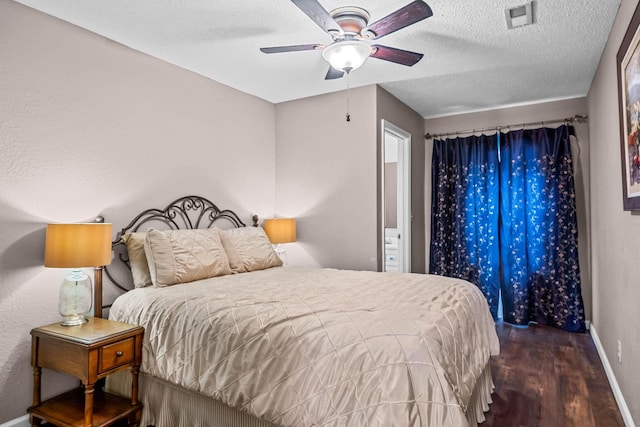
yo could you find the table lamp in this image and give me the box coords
[44,222,112,326]
[263,218,296,263]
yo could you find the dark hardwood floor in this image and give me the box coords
[481,322,625,427]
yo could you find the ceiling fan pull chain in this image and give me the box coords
[346,72,351,122]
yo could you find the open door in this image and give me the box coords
[382,121,411,272]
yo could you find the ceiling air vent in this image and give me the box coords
[505,1,534,29]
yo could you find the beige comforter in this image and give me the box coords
[109,266,499,427]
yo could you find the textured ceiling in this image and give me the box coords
[14,0,621,118]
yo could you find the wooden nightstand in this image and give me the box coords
[28,317,144,427]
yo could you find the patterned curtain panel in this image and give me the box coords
[429,125,586,332]
[500,126,585,332]
[429,134,501,318]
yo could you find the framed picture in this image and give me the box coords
[618,1,640,210]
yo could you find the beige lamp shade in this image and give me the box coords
[44,223,113,268]
[263,218,296,244]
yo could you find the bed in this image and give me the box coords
[101,195,500,427]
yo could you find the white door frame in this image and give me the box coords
[382,120,411,273]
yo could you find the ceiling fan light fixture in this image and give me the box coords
[321,39,372,73]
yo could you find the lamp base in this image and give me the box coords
[274,244,288,266]
[60,315,89,326]
[58,269,93,327]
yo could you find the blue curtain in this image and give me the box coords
[429,125,586,332]
[429,134,501,318]
[499,126,585,332]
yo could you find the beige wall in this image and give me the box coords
[273,86,426,273]
[384,162,398,228]
[274,86,379,270]
[424,98,592,318]
[588,0,640,422]
[0,1,276,422]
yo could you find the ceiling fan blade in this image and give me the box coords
[362,1,433,40]
[291,0,343,36]
[325,66,345,80]
[370,45,424,66]
[260,44,323,54]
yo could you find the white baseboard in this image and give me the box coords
[0,415,29,427]
[590,324,636,427]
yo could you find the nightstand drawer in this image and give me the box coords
[100,337,134,373]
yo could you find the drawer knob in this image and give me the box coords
[116,351,123,357]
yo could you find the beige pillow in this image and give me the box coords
[144,228,231,287]
[218,227,283,273]
[121,232,152,288]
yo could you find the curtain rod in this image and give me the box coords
[424,114,588,140]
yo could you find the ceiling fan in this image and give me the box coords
[260,0,433,80]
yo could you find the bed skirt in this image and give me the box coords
[467,362,495,425]
[106,364,495,427]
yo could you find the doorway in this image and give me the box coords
[382,120,411,272]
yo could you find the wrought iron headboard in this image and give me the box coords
[100,195,256,316]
